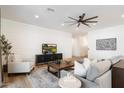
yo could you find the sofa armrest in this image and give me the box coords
[74,74,99,88]
[60,70,99,88]
[94,70,112,88]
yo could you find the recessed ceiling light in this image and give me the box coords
[35,15,39,19]
[121,14,124,18]
[61,23,64,26]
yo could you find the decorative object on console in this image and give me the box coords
[96,38,117,50]
[54,60,61,64]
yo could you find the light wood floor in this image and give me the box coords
[8,74,32,88]
[1,65,46,88]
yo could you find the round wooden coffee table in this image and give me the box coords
[58,75,81,88]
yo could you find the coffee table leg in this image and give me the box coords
[58,70,60,78]
[48,66,50,72]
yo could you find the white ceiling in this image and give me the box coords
[1,5,124,35]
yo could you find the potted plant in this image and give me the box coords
[0,34,12,83]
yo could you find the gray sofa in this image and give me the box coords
[61,59,112,88]
[60,55,124,88]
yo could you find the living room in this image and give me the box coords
[1,4,124,89]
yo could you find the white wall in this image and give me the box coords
[1,19,72,61]
[88,25,124,59]
[72,34,88,57]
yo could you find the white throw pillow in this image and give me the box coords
[74,61,86,77]
[74,58,91,77]
[86,60,111,81]
[83,58,91,70]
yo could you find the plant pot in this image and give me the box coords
[3,64,8,83]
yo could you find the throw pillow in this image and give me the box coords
[74,61,86,77]
[83,58,91,70]
[86,60,111,81]
[74,58,91,77]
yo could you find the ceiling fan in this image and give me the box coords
[65,13,98,28]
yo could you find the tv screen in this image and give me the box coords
[42,43,57,54]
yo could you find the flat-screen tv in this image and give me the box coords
[42,43,57,54]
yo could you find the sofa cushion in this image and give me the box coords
[86,60,111,81]
[94,70,111,88]
[74,58,91,77]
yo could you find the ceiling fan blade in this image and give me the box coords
[69,22,77,26]
[68,17,78,21]
[77,23,80,27]
[82,22,90,27]
[85,21,98,23]
[64,21,76,23]
[84,16,98,21]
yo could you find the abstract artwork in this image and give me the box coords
[96,38,117,50]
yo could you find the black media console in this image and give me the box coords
[35,53,63,64]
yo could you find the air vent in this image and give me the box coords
[47,8,55,12]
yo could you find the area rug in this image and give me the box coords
[4,66,69,88]
[27,67,60,88]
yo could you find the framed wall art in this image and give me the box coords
[96,38,117,50]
